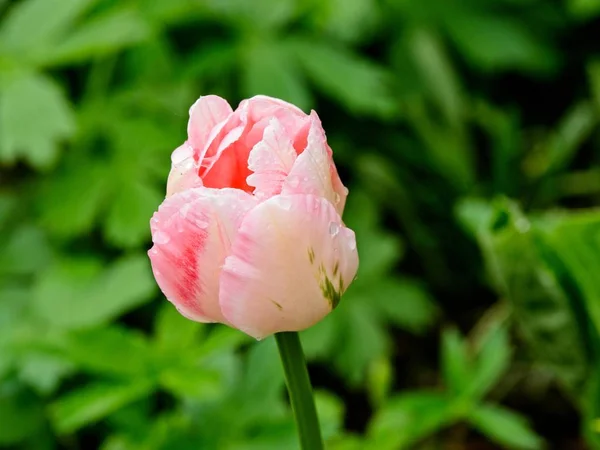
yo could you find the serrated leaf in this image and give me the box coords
[50,381,154,434]
[288,36,397,118]
[0,72,75,168]
[32,254,156,329]
[468,403,543,450]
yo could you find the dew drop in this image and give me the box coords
[288,176,300,188]
[180,203,191,219]
[279,197,292,211]
[333,192,341,204]
[195,218,209,229]
[153,230,170,245]
[348,239,357,251]
[328,221,340,237]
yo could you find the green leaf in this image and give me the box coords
[405,27,464,126]
[154,303,202,354]
[288,36,397,118]
[103,179,163,248]
[159,366,223,400]
[38,159,109,237]
[468,319,511,399]
[568,0,600,19]
[39,8,152,67]
[441,327,472,394]
[60,326,152,377]
[446,14,556,73]
[0,225,52,275]
[372,278,438,334]
[241,40,312,111]
[315,390,345,440]
[18,353,74,395]
[0,72,75,168]
[527,101,598,178]
[472,200,590,391]
[468,403,543,450]
[204,0,298,31]
[50,381,154,434]
[537,211,600,338]
[309,0,381,44]
[368,392,456,449]
[0,0,98,57]
[33,254,156,329]
[0,383,44,445]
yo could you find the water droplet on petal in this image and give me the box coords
[180,203,192,219]
[195,218,209,229]
[288,176,300,188]
[279,197,292,210]
[329,221,340,237]
[333,192,341,204]
[153,230,170,245]
[348,239,357,250]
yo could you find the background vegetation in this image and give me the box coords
[1,0,600,448]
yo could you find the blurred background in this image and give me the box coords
[1,0,600,448]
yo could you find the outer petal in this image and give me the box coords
[149,187,258,323]
[166,143,203,197]
[187,95,233,152]
[246,118,298,200]
[282,111,344,214]
[219,194,359,339]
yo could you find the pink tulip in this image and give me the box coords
[148,95,359,339]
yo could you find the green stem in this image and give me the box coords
[275,331,324,450]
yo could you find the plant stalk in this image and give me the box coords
[275,331,324,450]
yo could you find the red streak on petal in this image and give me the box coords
[174,226,208,315]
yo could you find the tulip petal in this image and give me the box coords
[219,194,359,339]
[246,118,298,200]
[149,187,258,323]
[166,143,203,197]
[282,111,346,214]
[188,95,233,152]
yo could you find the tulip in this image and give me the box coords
[148,95,359,340]
[148,95,359,450]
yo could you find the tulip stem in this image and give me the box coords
[275,331,324,450]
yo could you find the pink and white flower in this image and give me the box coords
[148,95,358,339]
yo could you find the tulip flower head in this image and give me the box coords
[148,95,359,339]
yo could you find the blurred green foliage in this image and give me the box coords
[1,0,600,448]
